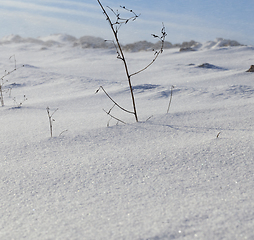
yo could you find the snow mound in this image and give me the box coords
[199,38,243,50]
[197,63,226,70]
[123,41,155,52]
[38,34,77,43]
[0,34,24,43]
[246,65,254,72]
[0,34,60,46]
[73,36,114,49]
[0,34,247,51]
[1,39,254,240]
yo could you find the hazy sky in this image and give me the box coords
[1,0,254,45]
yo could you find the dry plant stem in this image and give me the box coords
[13,95,27,107]
[46,108,53,138]
[0,86,4,106]
[98,86,134,114]
[103,108,126,124]
[131,24,166,77]
[97,0,138,122]
[59,130,68,137]
[130,54,160,77]
[167,85,174,113]
[1,56,19,81]
[146,115,153,121]
[46,107,58,138]
[1,55,24,106]
[103,104,126,125]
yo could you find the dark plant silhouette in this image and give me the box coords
[13,95,28,108]
[46,107,58,138]
[167,85,174,113]
[96,0,166,122]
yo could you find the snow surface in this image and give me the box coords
[1,35,254,240]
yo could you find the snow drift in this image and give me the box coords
[0,34,254,240]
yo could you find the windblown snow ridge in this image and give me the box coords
[0,34,245,51]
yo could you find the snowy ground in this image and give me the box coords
[1,36,254,239]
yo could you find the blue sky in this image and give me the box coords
[1,0,254,45]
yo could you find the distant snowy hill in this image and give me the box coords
[0,34,246,51]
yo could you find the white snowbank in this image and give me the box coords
[199,37,243,50]
[0,39,254,239]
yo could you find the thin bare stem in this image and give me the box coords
[97,1,166,122]
[130,52,160,77]
[9,55,17,70]
[13,95,27,108]
[96,86,134,114]
[104,40,122,59]
[103,108,126,124]
[0,86,4,106]
[59,130,68,136]
[146,115,153,121]
[46,107,58,137]
[167,85,174,113]
[46,108,53,138]
[97,0,138,122]
[0,57,24,106]
[130,23,167,77]
[1,62,24,82]
[106,5,139,32]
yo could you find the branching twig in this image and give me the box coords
[106,5,140,33]
[1,55,24,81]
[97,0,139,122]
[103,108,126,124]
[104,40,122,59]
[0,55,25,106]
[13,95,27,108]
[96,86,134,114]
[97,1,166,123]
[130,23,167,77]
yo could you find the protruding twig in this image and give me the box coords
[146,115,153,121]
[9,55,17,70]
[0,56,25,106]
[167,85,174,113]
[97,0,139,122]
[13,95,27,108]
[104,40,122,59]
[107,117,112,127]
[1,56,24,81]
[103,108,126,124]
[130,23,167,77]
[59,129,68,136]
[106,5,140,33]
[97,1,166,123]
[46,107,58,137]
[96,86,134,114]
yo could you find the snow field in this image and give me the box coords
[0,40,254,239]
